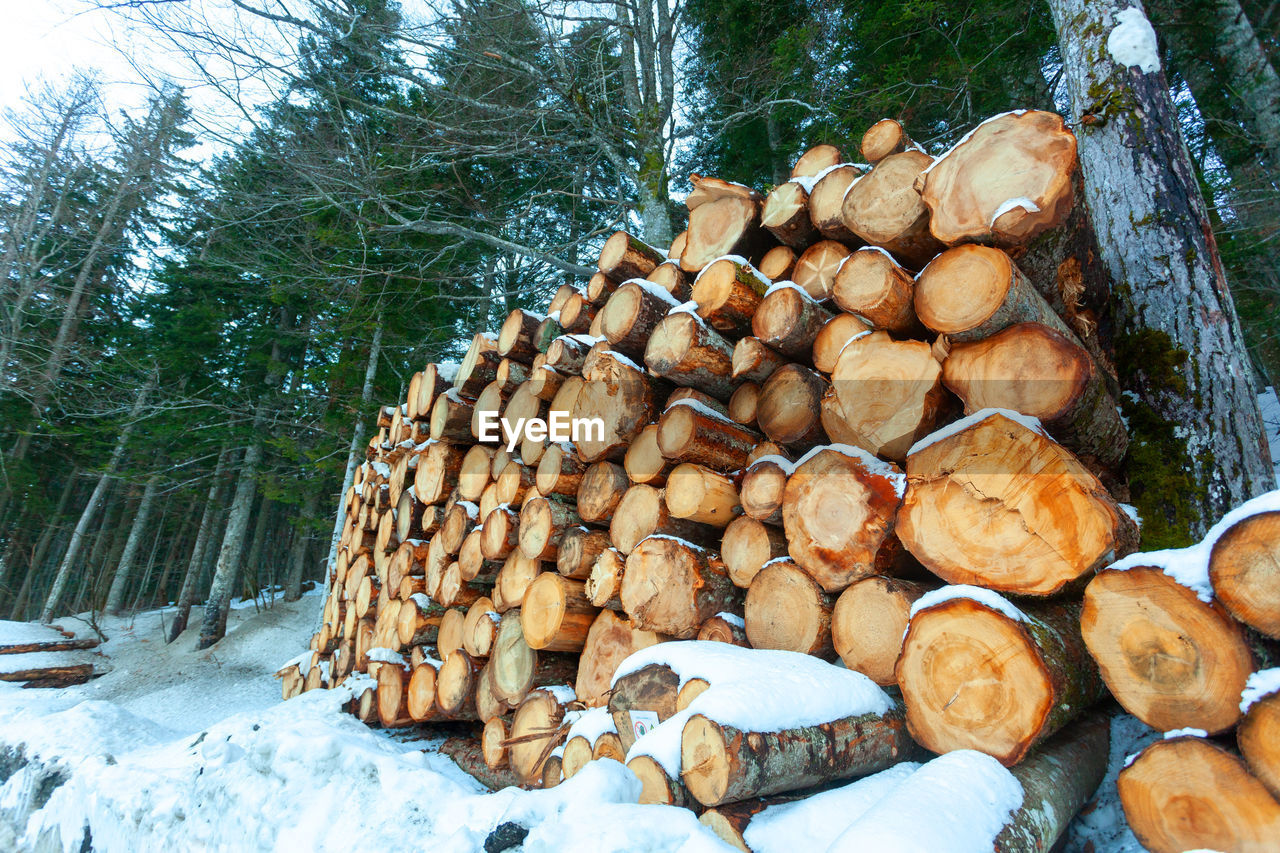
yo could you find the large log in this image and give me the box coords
[656,401,762,471]
[645,260,691,303]
[744,559,834,656]
[831,247,920,334]
[942,322,1127,469]
[576,461,628,523]
[574,609,664,707]
[679,695,911,807]
[790,240,850,302]
[1118,735,1280,853]
[609,484,718,555]
[644,311,737,401]
[664,463,740,528]
[781,446,905,593]
[415,441,465,504]
[897,411,1137,595]
[571,348,658,462]
[680,196,767,273]
[897,590,1104,766]
[1081,565,1257,734]
[827,330,948,462]
[1209,508,1280,639]
[598,230,666,282]
[622,536,741,638]
[791,143,844,178]
[920,109,1077,247]
[841,150,941,268]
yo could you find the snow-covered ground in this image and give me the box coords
[0,590,1162,852]
[1260,385,1280,482]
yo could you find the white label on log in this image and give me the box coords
[629,710,660,740]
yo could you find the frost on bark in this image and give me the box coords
[1049,0,1275,545]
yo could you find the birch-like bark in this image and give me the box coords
[321,317,383,602]
[196,436,264,649]
[39,376,152,622]
[104,472,160,614]
[166,447,231,642]
[1049,0,1275,542]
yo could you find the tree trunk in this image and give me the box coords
[1049,0,1275,545]
[284,488,321,601]
[168,446,231,642]
[104,472,161,614]
[196,436,264,650]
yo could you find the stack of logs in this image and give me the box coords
[277,110,1280,853]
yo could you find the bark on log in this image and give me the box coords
[455,334,503,399]
[430,391,474,442]
[599,230,666,282]
[730,337,788,385]
[600,281,680,359]
[689,257,771,338]
[696,614,749,647]
[656,402,762,471]
[644,261,691,303]
[609,663,681,754]
[440,736,522,792]
[752,285,835,361]
[535,442,586,498]
[571,348,659,462]
[897,594,1104,766]
[679,699,912,806]
[942,322,1128,469]
[498,309,542,362]
[645,312,737,401]
[518,495,580,561]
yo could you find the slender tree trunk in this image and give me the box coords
[322,318,383,601]
[39,377,151,622]
[196,436,263,649]
[129,496,173,614]
[105,473,160,614]
[284,488,321,601]
[0,469,78,610]
[167,447,230,641]
[240,495,271,595]
[1049,0,1276,545]
[78,484,124,612]
[1207,0,1280,166]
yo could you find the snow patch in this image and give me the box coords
[763,279,810,298]
[365,647,403,665]
[989,197,1041,227]
[665,396,737,426]
[712,612,744,629]
[625,277,682,309]
[749,454,795,475]
[910,584,1028,623]
[1162,727,1207,740]
[1241,667,1280,714]
[791,163,849,193]
[791,444,906,498]
[826,750,1023,852]
[565,706,616,745]
[1108,7,1161,74]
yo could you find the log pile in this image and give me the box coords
[278,109,1280,850]
[0,623,99,688]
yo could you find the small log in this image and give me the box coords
[623,424,677,486]
[1209,509,1280,638]
[586,271,619,306]
[561,734,592,780]
[1081,565,1257,734]
[482,716,510,768]
[861,118,914,164]
[599,230,666,282]
[942,322,1128,469]
[557,526,611,580]
[664,463,740,528]
[722,516,788,588]
[744,559,834,655]
[726,382,758,427]
[756,364,828,447]
[458,444,493,501]
[679,697,912,807]
[489,610,578,705]
[437,607,467,660]
[429,390,474,442]
[739,455,790,525]
[831,246,921,334]
[476,662,514,722]
[899,411,1138,595]
[832,576,937,686]
[375,659,414,727]
[758,245,797,281]
[558,292,596,335]
[751,284,834,362]
[396,594,445,647]
[1119,735,1280,853]
[685,173,763,209]
[666,386,729,418]
[609,484,718,555]
[689,256,771,338]
[495,357,530,394]
[761,181,819,249]
[841,150,942,268]
[599,280,680,359]
[645,311,737,401]
[462,596,500,658]
[576,461,629,523]
[807,165,863,244]
[535,442,585,497]
[630,755,696,807]
[439,500,479,555]
[498,308,542,362]
[730,336,788,384]
[509,688,572,785]
[0,664,94,687]
[696,614,749,647]
[669,230,688,260]
[827,330,948,461]
[921,109,1077,247]
[898,593,1104,766]
[455,333,503,398]
[518,495,580,560]
[493,552,540,614]
[527,363,565,402]
[585,547,626,611]
[548,283,576,314]
[494,459,535,508]
[791,143,844,178]
[480,505,520,561]
[657,401,763,471]
[644,260,691,302]
[1239,676,1280,800]
[575,609,664,706]
[914,244,1078,342]
[415,441,466,505]
[520,573,598,652]
[621,536,741,638]
[791,239,850,302]
[435,649,483,719]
